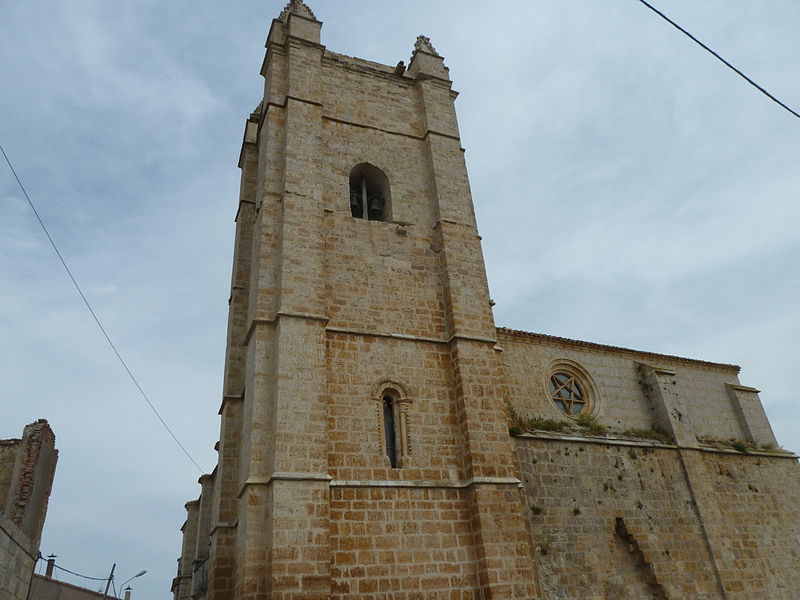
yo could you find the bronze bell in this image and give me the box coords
[368,193,384,220]
[350,188,363,217]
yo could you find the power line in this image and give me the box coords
[52,564,109,582]
[24,554,42,600]
[0,142,204,473]
[635,0,800,120]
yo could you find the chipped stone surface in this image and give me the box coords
[516,437,800,599]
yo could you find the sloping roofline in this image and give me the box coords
[497,327,741,373]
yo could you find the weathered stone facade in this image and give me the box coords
[0,420,58,600]
[172,2,800,598]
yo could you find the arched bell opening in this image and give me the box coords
[349,163,391,221]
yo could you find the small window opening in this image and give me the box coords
[383,395,398,468]
[349,163,390,221]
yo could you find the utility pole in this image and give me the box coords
[103,563,116,598]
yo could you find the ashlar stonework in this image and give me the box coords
[172,3,800,599]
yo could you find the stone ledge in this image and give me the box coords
[322,114,425,141]
[209,522,238,537]
[217,394,243,415]
[514,431,676,449]
[243,312,329,345]
[237,472,333,498]
[322,113,461,144]
[326,325,497,346]
[727,383,761,393]
[330,476,521,489]
[324,50,413,82]
[513,432,797,458]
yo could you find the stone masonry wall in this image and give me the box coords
[326,333,464,481]
[517,437,722,599]
[321,189,446,339]
[322,52,425,139]
[499,329,762,442]
[324,332,484,598]
[0,440,21,501]
[320,57,447,339]
[682,450,800,598]
[0,512,37,600]
[329,486,479,599]
[516,436,800,599]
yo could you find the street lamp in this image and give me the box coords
[116,570,146,597]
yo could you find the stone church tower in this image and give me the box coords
[174,2,538,598]
[173,2,800,599]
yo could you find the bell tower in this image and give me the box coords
[179,2,540,598]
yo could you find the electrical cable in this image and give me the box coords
[0,142,205,473]
[52,564,110,581]
[635,0,800,120]
[24,554,42,600]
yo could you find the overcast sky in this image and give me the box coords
[1,1,798,598]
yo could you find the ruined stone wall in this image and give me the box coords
[0,420,57,600]
[0,439,21,501]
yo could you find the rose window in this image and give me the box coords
[548,372,587,415]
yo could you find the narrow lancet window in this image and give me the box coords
[372,380,411,469]
[383,395,398,468]
[349,163,391,221]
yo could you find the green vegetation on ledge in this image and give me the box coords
[695,435,786,454]
[508,407,676,444]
